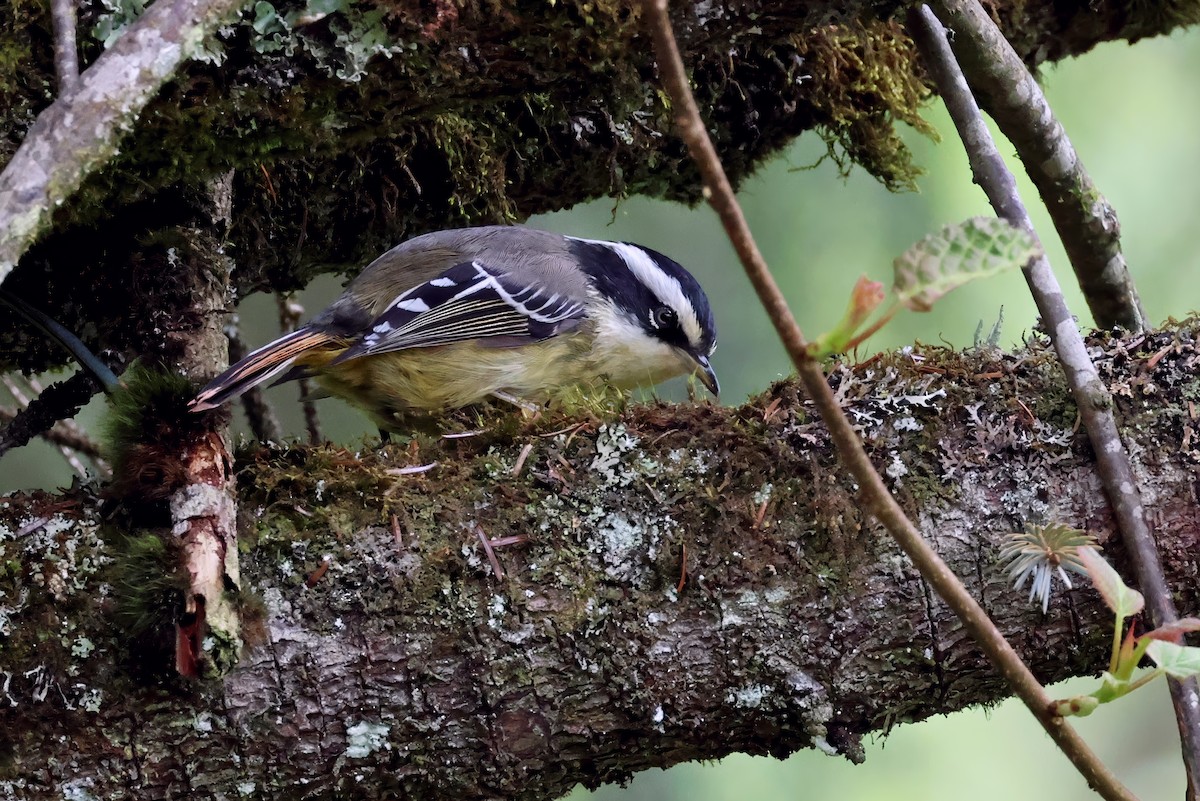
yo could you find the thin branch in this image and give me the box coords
[0,404,107,477]
[929,0,1145,332]
[50,0,79,92]
[277,293,323,444]
[7,374,109,468]
[0,371,105,460]
[640,1,1137,799]
[0,0,251,283]
[226,318,283,443]
[300,378,323,444]
[909,5,1200,793]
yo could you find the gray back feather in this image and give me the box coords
[331,227,592,324]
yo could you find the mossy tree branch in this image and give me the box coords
[1,0,1197,374]
[3,328,1200,800]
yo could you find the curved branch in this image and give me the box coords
[0,0,250,283]
[644,1,1135,797]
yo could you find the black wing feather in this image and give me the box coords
[333,261,586,363]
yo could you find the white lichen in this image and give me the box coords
[77,687,103,713]
[70,637,95,660]
[666,447,716,475]
[487,594,507,630]
[590,423,641,486]
[591,512,674,582]
[813,736,839,756]
[343,721,391,759]
[727,684,770,708]
[59,778,98,801]
[7,514,108,612]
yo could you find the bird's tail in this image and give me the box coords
[189,327,343,411]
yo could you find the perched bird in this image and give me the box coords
[189,225,718,432]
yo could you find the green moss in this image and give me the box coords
[101,361,200,492]
[791,19,935,191]
[103,530,187,643]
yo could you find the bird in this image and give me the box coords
[188,225,719,433]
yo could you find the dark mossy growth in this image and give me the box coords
[0,729,14,781]
[234,587,270,648]
[790,19,935,191]
[102,529,187,677]
[102,362,209,500]
[1127,0,1200,35]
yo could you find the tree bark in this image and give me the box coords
[2,325,1198,800]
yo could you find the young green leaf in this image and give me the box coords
[808,276,889,358]
[1078,547,1144,620]
[1090,671,1130,704]
[893,218,1041,312]
[1146,641,1200,679]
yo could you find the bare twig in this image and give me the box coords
[385,463,439,476]
[0,0,251,283]
[909,6,1200,793]
[641,1,1136,798]
[226,318,283,442]
[476,525,505,580]
[277,293,323,444]
[50,0,79,92]
[511,443,534,477]
[929,0,1145,332]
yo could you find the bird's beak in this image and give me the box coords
[688,352,720,398]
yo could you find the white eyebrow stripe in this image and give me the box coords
[596,240,702,348]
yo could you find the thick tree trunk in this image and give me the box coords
[2,326,1198,800]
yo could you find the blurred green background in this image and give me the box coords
[4,23,1198,801]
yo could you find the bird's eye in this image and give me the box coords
[651,306,677,329]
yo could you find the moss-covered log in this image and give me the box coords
[2,326,1199,799]
[2,0,1198,373]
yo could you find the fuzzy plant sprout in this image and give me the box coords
[1000,526,1200,717]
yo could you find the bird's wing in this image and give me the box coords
[333,260,587,362]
